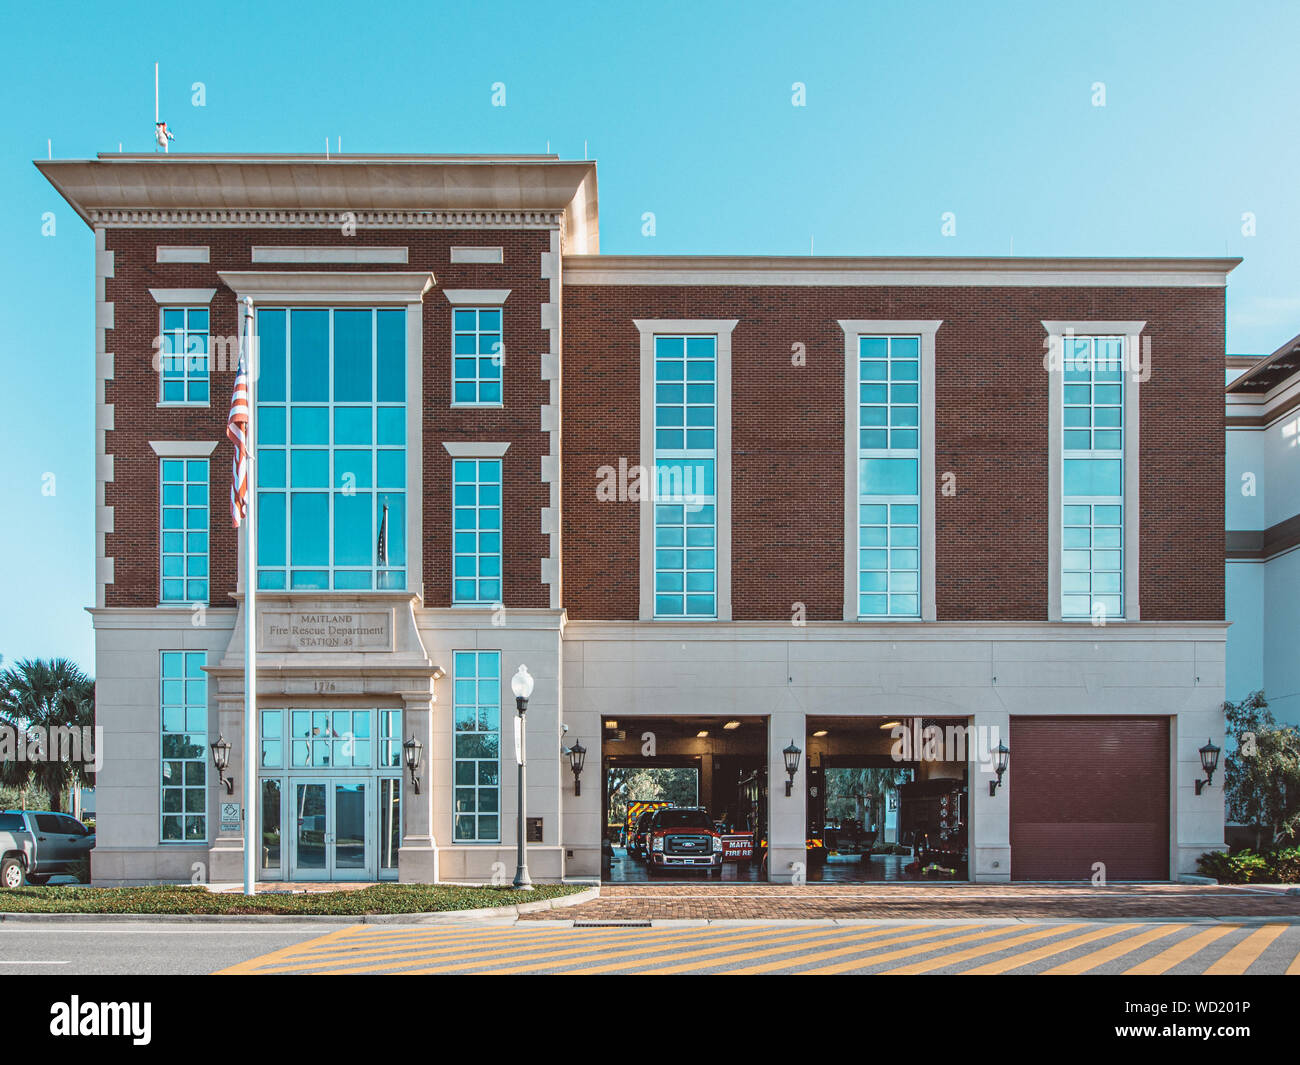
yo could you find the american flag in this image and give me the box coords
[226,352,251,527]
[377,503,389,566]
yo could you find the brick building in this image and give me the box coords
[38,153,1233,885]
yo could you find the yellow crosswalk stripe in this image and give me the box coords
[1042,924,1188,974]
[272,926,572,960]
[252,924,628,971]
[336,924,807,976]
[399,923,808,976]
[215,924,364,974]
[1286,944,1300,976]
[1123,925,1236,975]
[606,924,942,976]
[878,923,1088,975]
[961,924,1141,975]
[719,924,991,976]
[745,925,1022,975]
[1203,924,1288,975]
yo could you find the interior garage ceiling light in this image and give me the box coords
[696,730,709,738]
[879,720,902,729]
[723,721,741,729]
[604,720,617,729]
[812,729,828,737]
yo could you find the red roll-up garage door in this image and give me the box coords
[1010,717,1170,881]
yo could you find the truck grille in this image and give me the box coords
[665,833,712,856]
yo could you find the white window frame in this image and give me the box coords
[444,442,510,606]
[444,289,510,409]
[154,444,214,608]
[1043,320,1143,622]
[450,306,505,407]
[217,271,431,597]
[840,320,939,621]
[252,306,409,593]
[452,649,502,843]
[157,455,210,605]
[152,293,215,408]
[159,650,207,844]
[635,319,735,621]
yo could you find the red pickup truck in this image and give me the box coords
[645,806,724,878]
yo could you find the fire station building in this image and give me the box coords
[38,153,1232,885]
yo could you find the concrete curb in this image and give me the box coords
[0,886,600,924]
[544,913,1300,928]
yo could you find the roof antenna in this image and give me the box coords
[584,139,588,160]
[325,137,330,160]
[47,139,51,160]
[153,62,173,152]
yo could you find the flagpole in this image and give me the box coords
[241,296,257,896]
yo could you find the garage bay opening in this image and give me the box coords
[807,716,972,882]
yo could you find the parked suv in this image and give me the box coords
[630,810,656,861]
[0,810,94,887]
[646,807,724,877]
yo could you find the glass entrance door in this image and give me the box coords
[289,779,372,880]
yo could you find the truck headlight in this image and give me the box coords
[652,836,664,852]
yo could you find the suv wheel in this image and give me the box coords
[1,857,27,889]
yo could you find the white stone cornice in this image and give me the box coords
[217,270,434,303]
[86,208,564,229]
[565,256,1239,288]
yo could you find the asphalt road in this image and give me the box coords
[4,917,1299,975]
[0,920,355,975]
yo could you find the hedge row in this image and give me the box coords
[1197,847,1300,884]
[0,882,586,915]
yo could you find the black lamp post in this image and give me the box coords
[1195,739,1222,795]
[567,739,587,796]
[511,664,535,889]
[783,740,802,797]
[403,735,423,795]
[989,741,1010,796]
[210,735,234,794]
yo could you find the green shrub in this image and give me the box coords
[1197,846,1300,884]
[0,882,588,915]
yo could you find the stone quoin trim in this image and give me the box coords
[94,226,116,608]
[540,230,563,608]
[839,320,941,622]
[1042,320,1145,623]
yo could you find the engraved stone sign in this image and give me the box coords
[261,610,393,652]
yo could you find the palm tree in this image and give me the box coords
[0,658,96,812]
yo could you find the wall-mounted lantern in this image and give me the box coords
[403,735,424,795]
[783,740,802,796]
[989,741,1010,796]
[210,735,234,794]
[566,739,587,796]
[1195,739,1221,795]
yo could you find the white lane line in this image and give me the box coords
[0,960,70,965]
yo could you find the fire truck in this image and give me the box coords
[898,777,968,876]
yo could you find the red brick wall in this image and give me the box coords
[561,284,1226,622]
[102,227,554,609]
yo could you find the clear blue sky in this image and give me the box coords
[2,0,1296,671]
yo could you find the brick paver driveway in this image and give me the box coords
[519,882,1300,922]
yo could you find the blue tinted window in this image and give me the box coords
[160,459,208,603]
[257,308,406,591]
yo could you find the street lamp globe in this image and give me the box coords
[511,664,535,702]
